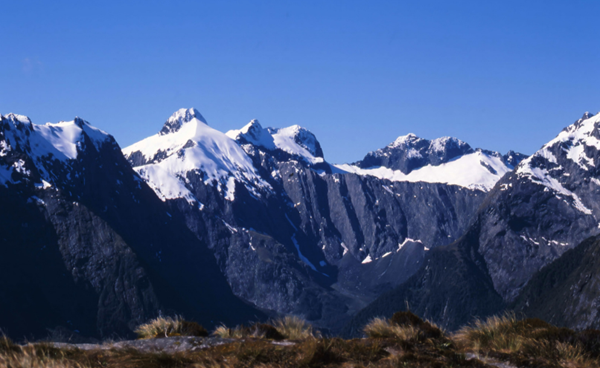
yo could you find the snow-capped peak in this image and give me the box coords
[390,133,421,147]
[518,111,600,173]
[123,109,271,204]
[429,136,469,154]
[340,132,524,191]
[2,113,110,161]
[515,111,600,215]
[357,133,475,174]
[160,108,207,135]
[226,119,276,150]
[227,122,325,164]
[0,113,112,187]
[579,111,595,123]
[268,125,324,160]
[5,113,32,125]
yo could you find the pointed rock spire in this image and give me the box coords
[160,108,207,135]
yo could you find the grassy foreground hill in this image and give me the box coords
[3,312,600,368]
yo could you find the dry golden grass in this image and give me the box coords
[364,317,421,341]
[0,338,393,368]
[0,342,90,368]
[5,312,600,367]
[453,313,529,353]
[211,317,315,341]
[212,324,233,339]
[454,313,600,368]
[363,311,445,343]
[271,316,316,340]
[134,316,208,339]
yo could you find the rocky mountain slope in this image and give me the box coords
[0,113,262,340]
[344,111,600,335]
[512,233,600,330]
[123,108,525,332]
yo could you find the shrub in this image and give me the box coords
[135,316,208,339]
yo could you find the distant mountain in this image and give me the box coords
[343,111,600,336]
[0,113,262,340]
[124,108,525,332]
[340,134,527,191]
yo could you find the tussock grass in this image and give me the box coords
[6,311,600,367]
[0,337,390,368]
[135,316,208,339]
[212,324,233,339]
[211,323,285,340]
[212,316,315,341]
[454,313,600,367]
[364,311,444,342]
[0,343,90,368]
[454,313,525,353]
[454,313,569,353]
[0,334,19,354]
[271,316,316,340]
[364,317,421,340]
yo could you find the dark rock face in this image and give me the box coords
[341,221,505,337]
[356,134,474,173]
[345,112,600,334]
[503,150,528,167]
[512,234,600,330]
[159,108,207,135]
[0,114,262,340]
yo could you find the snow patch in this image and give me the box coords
[135,165,198,205]
[517,165,592,215]
[398,238,423,251]
[336,150,511,191]
[225,177,236,201]
[35,180,52,189]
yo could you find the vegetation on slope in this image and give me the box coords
[135,316,208,339]
[3,312,600,367]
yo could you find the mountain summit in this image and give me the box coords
[123,109,270,204]
[357,134,474,173]
[338,133,526,191]
[227,122,325,163]
[159,108,208,135]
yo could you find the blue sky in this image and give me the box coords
[2,0,599,163]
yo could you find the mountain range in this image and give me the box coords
[2,108,600,340]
